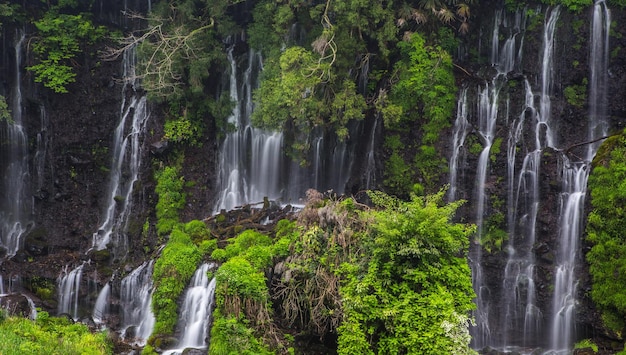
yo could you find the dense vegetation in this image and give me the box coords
[0,310,111,354]
[202,189,476,354]
[587,129,626,335]
[3,0,626,353]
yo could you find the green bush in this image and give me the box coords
[0,311,112,354]
[27,11,106,93]
[151,228,202,336]
[209,310,273,355]
[154,166,185,236]
[587,130,626,334]
[337,190,476,355]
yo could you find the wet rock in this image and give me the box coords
[0,293,34,318]
[150,140,170,156]
[24,228,49,256]
[182,348,207,355]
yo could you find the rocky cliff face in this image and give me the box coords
[0,0,625,352]
[448,1,626,350]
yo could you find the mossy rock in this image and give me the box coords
[93,249,111,262]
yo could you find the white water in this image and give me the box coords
[0,31,32,257]
[466,6,568,349]
[57,263,85,320]
[92,46,149,257]
[449,87,469,202]
[120,261,155,345]
[214,43,353,212]
[548,1,610,352]
[215,47,283,212]
[92,282,110,324]
[163,263,217,354]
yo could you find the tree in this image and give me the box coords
[27,5,106,93]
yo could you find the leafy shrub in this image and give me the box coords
[27,11,106,93]
[209,310,273,355]
[0,311,111,354]
[154,166,185,236]
[151,228,202,336]
[337,190,476,355]
[586,130,626,334]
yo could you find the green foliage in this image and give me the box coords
[490,137,503,162]
[272,219,299,257]
[390,33,456,140]
[27,11,106,93]
[163,116,203,146]
[215,256,268,302]
[586,129,626,335]
[574,339,599,352]
[0,311,112,354]
[0,95,11,122]
[209,310,273,355]
[564,79,588,109]
[481,211,508,253]
[151,227,202,336]
[0,2,21,29]
[543,0,592,12]
[154,166,185,236]
[383,135,414,197]
[337,190,476,354]
[222,230,274,269]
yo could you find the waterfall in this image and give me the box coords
[120,261,155,345]
[449,87,469,202]
[57,263,85,320]
[548,1,610,351]
[92,46,149,257]
[470,9,526,343]
[467,6,569,349]
[92,282,110,324]
[364,115,380,189]
[215,47,282,212]
[215,43,354,212]
[0,275,4,294]
[0,31,32,258]
[163,263,217,354]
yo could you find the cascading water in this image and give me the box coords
[548,1,610,352]
[469,8,527,346]
[120,260,155,345]
[215,42,354,212]
[215,46,282,211]
[163,263,217,354]
[57,263,85,320]
[92,282,110,324]
[92,46,149,257]
[449,87,469,202]
[0,31,32,258]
